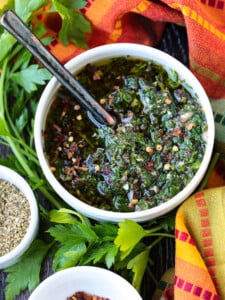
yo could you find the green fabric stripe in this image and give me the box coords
[190,60,225,87]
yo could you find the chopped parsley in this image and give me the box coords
[44,57,207,212]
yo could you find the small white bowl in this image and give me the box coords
[0,166,39,269]
[29,266,142,300]
[34,43,215,223]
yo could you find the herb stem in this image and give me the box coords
[147,236,165,250]
[147,232,174,239]
[12,138,39,163]
[38,186,63,209]
[5,136,35,176]
[0,57,63,210]
[0,59,33,176]
[145,226,165,235]
[0,58,9,118]
[5,136,63,209]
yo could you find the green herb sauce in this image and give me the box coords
[44,57,207,212]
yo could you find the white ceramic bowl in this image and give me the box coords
[34,43,215,223]
[29,266,142,300]
[0,166,39,269]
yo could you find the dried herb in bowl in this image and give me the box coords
[44,57,207,212]
[0,179,30,256]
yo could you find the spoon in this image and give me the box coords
[0,9,116,127]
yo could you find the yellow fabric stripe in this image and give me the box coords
[168,2,225,41]
[132,0,152,13]
[108,0,152,42]
[108,17,123,42]
[176,209,207,269]
[176,239,207,269]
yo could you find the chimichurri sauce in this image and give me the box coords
[44,57,207,212]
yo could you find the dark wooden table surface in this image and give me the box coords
[0,23,189,300]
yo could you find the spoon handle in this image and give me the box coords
[1,9,115,126]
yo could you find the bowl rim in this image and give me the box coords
[28,266,142,300]
[34,43,215,222]
[0,165,39,268]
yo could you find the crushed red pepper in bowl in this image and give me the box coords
[67,291,109,300]
[28,266,142,299]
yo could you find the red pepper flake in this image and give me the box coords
[53,124,62,132]
[67,291,109,300]
[145,161,154,170]
[74,165,88,172]
[167,153,172,160]
[108,95,115,105]
[102,168,112,175]
[157,130,163,138]
[172,127,183,137]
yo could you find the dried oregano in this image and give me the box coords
[0,179,30,256]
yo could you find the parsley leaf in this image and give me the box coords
[15,107,29,133]
[127,249,150,290]
[9,64,52,93]
[0,32,16,66]
[53,243,87,270]
[52,0,91,48]
[81,242,118,268]
[53,0,88,10]
[48,223,97,245]
[49,208,91,226]
[48,215,119,271]
[0,0,47,62]
[93,223,118,241]
[115,219,147,258]
[14,0,47,21]
[4,239,52,300]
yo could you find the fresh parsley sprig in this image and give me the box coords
[4,208,174,300]
[48,209,174,292]
[50,0,91,48]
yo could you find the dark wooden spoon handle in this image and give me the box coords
[1,9,115,127]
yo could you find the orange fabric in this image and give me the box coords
[206,158,225,188]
